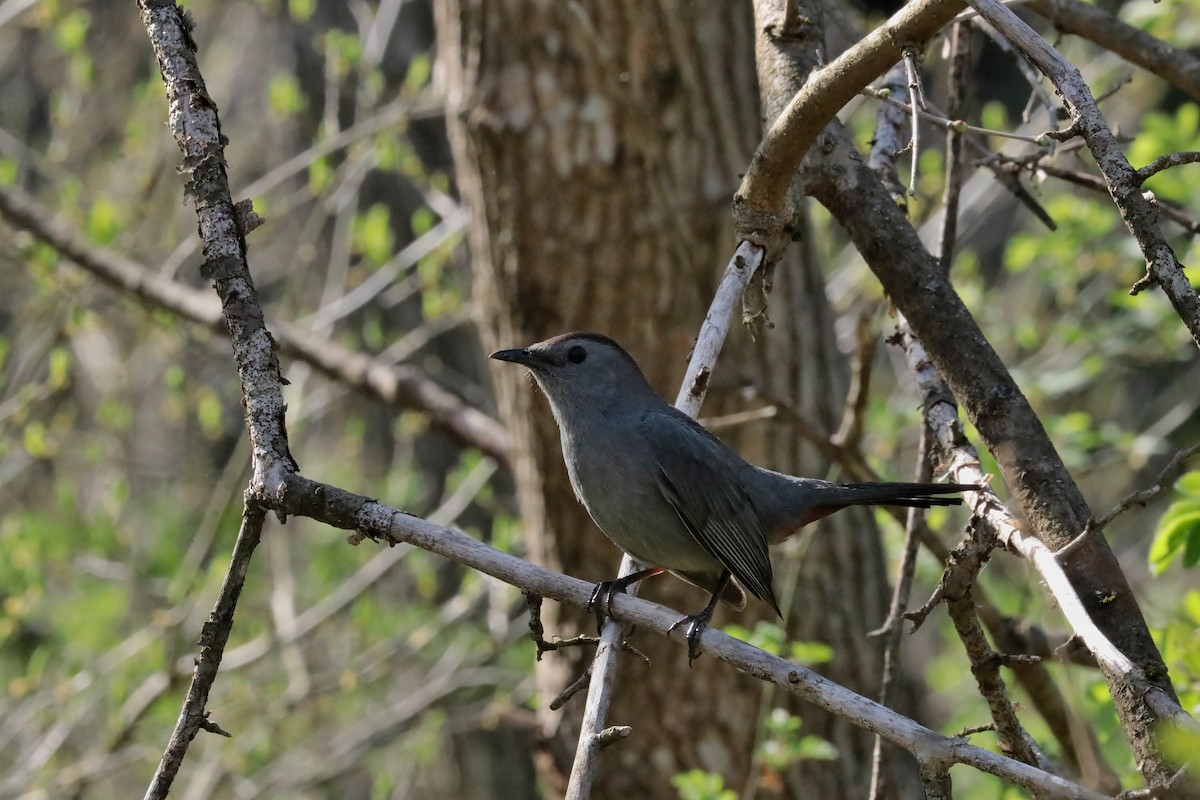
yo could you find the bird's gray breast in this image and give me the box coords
[559,415,723,573]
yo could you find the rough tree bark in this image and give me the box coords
[437,2,918,796]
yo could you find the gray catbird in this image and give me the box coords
[491,331,976,661]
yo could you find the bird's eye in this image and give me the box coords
[567,345,587,364]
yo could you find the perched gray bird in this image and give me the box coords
[491,332,975,662]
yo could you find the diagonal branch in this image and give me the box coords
[1025,0,1200,103]
[891,322,1200,745]
[966,0,1200,349]
[0,182,510,466]
[734,0,966,255]
[143,503,264,800]
[264,470,1109,800]
[746,0,1189,787]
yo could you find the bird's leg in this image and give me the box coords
[587,567,664,632]
[668,571,731,666]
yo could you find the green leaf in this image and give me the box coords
[722,620,785,656]
[1184,591,1200,626]
[308,156,332,194]
[196,389,224,439]
[54,9,90,54]
[1185,521,1200,568]
[795,735,839,761]
[86,197,122,245]
[47,347,71,389]
[1177,471,1200,496]
[268,73,307,119]
[23,421,51,457]
[288,0,315,21]
[411,206,434,237]
[404,54,431,94]
[353,204,394,266]
[671,769,736,800]
[1148,498,1200,573]
[789,640,834,665]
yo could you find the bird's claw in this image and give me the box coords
[587,580,621,634]
[668,608,714,667]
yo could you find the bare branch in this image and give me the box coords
[735,0,966,256]
[867,63,911,207]
[525,593,599,662]
[550,664,593,712]
[0,182,511,465]
[891,323,1200,759]
[938,20,972,272]
[967,0,1200,349]
[1095,443,1200,530]
[939,521,1044,769]
[1031,162,1200,235]
[917,760,954,800]
[1137,151,1200,184]
[1025,0,1200,103]
[143,504,265,800]
[902,48,926,195]
[275,471,1110,800]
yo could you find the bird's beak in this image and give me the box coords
[489,347,541,367]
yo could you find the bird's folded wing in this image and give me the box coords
[641,409,778,612]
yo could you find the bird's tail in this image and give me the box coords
[769,478,979,542]
[828,481,979,509]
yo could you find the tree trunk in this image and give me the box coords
[437,3,912,796]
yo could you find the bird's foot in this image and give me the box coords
[585,568,664,634]
[668,606,716,667]
[587,580,622,634]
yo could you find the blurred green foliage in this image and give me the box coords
[1149,471,1200,572]
[672,769,738,800]
[1,0,1198,798]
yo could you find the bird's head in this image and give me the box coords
[490,332,656,421]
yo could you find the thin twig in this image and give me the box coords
[526,592,599,661]
[938,20,971,273]
[956,722,998,738]
[550,664,594,711]
[143,504,265,800]
[862,86,1049,145]
[1094,443,1200,530]
[595,726,632,749]
[902,48,925,196]
[940,520,1043,769]
[967,0,1200,350]
[1094,72,1133,104]
[1137,151,1200,184]
[1031,162,1200,235]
